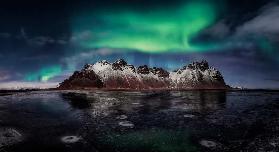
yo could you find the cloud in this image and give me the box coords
[56,39,68,45]
[61,48,122,70]
[197,5,279,59]
[202,21,230,38]
[264,78,279,82]
[0,81,59,90]
[27,36,69,46]
[27,36,56,46]
[0,71,10,81]
[236,4,279,36]
[14,28,68,46]
[20,27,28,39]
[70,30,93,42]
[0,33,11,38]
[21,55,49,61]
[62,48,121,63]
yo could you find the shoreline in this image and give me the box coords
[2,87,279,93]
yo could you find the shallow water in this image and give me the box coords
[0,90,279,152]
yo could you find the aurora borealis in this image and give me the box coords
[24,66,62,82]
[72,1,220,52]
[1,0,279,88]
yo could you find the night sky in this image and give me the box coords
[1,0,279,89]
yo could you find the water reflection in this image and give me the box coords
[62,91,226,116]
[170,91,226,113]
[61,92,92,109]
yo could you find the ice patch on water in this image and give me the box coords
[199,140,217,148]
[0,128,23,148]
[61,135,82,144]
[119,121,134,128]
[132,102,140,105]
[116,115,128,120]
[183,114,195,118]
[270,142,278,147]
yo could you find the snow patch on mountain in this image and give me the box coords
[90,60,165,83]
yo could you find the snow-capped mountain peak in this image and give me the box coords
[58,59,228,90]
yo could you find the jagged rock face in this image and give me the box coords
[150,67,169,78]
[170,61,226,89]
[127,65,136,73]
[87,60,168,89]
[58,70,103,89]
[59,59,228,90]
[112,59,128,70]
[183,60,209,71]
[137,65,149,74]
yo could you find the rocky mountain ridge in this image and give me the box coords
[58,59,229,90]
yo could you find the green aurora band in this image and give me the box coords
[24,66,62,82]
[72,1,222,53]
